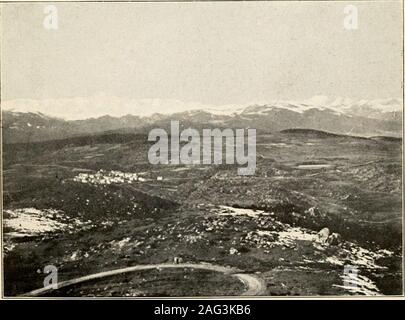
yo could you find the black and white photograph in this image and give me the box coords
[1,1,403,298]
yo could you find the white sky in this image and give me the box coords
[1,1,403,119]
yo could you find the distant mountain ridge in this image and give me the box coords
[2,97,402,143]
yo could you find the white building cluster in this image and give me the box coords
[73,169,145,185]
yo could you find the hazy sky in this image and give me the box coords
[1,1,403,118]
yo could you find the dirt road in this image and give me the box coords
[23,262,266,297]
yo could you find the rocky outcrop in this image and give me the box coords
[315,227,341,246]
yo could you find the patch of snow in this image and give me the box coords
[275,227,317,246]
[325,256,345,266]
[4,208,67,235]
[215,206,269,218]
[333,273,381,296]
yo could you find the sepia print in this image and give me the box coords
[1,1,403,297]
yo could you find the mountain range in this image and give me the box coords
[2,97,402,144]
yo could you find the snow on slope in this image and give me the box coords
[2,95,402,120]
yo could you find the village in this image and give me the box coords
[73,169,163,185]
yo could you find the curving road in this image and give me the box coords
[23,263,266,297]
[233,273,266,296]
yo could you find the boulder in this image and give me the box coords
[315,228,341,246]
[327,233,341,245]
[316,227,330,244]
[173,256,183,264]
[306,207,317,216]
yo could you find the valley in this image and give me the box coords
[2,128,402,296]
